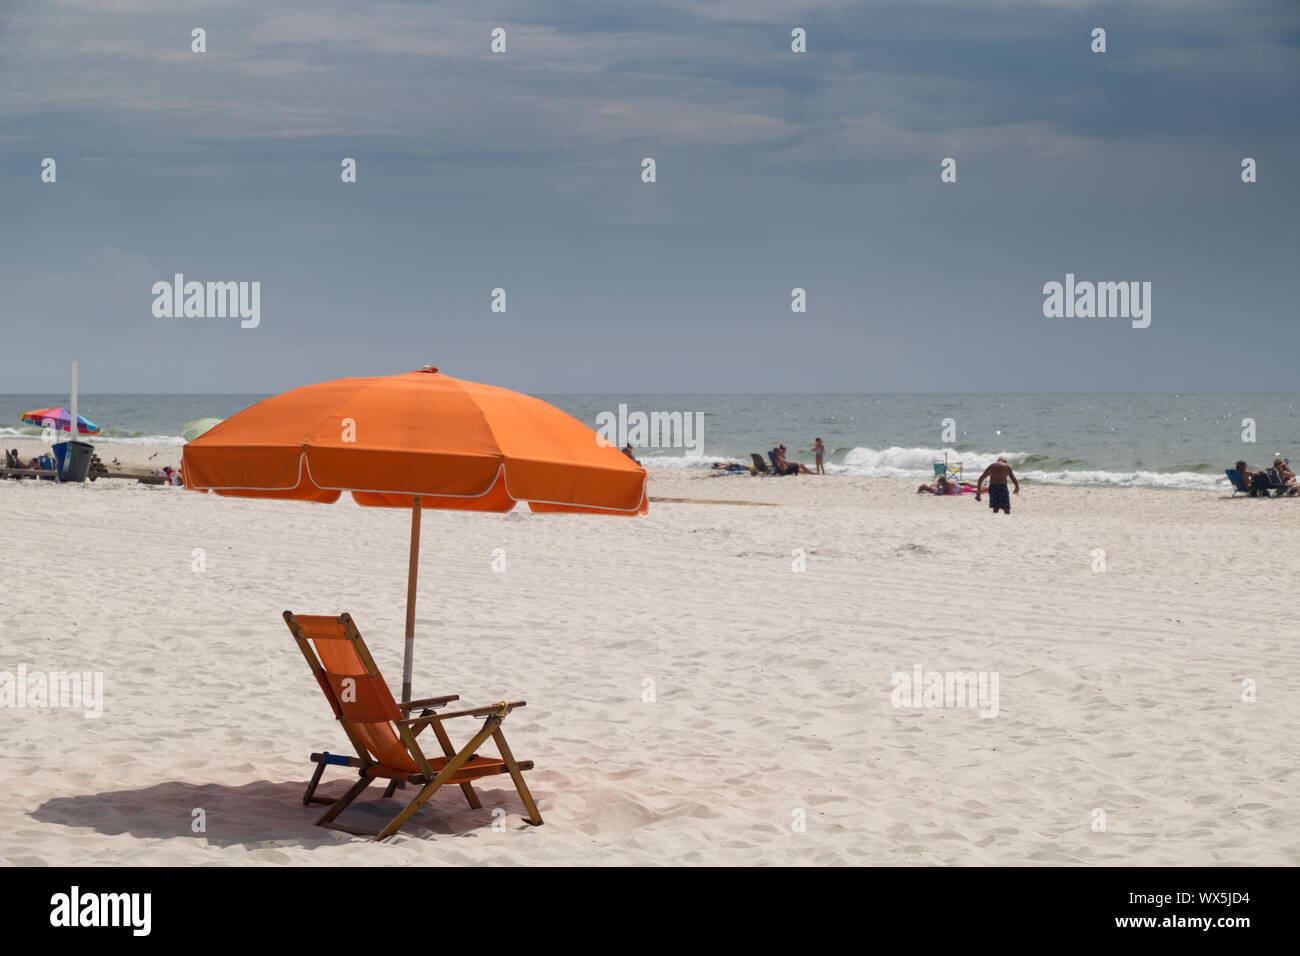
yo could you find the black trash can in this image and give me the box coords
[60,440,95,483]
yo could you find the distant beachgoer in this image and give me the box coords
[1236,460,1272,496]
[975,456,1019,514]
[622,444,640,465]
[812,438,826,475]
[776,445,812,475]
[1272,458,1298,495]
[917,476,975,495]
[6,448,39,470]
[1235,460,1263,495]
[769,448,795,475]
[917,475,953,494]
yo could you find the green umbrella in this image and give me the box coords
[181,417,224,442]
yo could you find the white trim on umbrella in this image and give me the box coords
[188,452,648,513]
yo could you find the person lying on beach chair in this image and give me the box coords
[1258,461,1299,496]
[283,611,542,840]
[1232,461,1272,497]
[775,445,812,475]
[1241,460,1293,497]
[5,448,40,470]
[768,448,793,475]
[1272,459,1298,494]
[1258,471,1287,496]
[1227,463,1254,496]
[4,448,48,472]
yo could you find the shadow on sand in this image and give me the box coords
[31,777,538,847]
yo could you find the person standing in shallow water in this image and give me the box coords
[812,438,826,475]
[976,456,1019,514]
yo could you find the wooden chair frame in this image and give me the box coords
[283,611,543,840]
[300,690,457,805]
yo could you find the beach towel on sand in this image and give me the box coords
[987,482,1011,511]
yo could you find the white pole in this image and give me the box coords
[69,360,78,443]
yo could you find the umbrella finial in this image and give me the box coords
[417,365,438,374]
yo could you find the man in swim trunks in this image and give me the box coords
[975,455,1019,514]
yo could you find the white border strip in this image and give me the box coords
[188,452,647,514]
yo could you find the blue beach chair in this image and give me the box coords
[933,459,963,482]
[1261,468,1294,496]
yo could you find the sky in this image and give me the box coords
[1,0,1297,394]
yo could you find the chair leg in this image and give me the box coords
[376,716,504,840]
[303,758,328,806]
[430,719,482,810]
[492,728,543,825]
[404,707,475,807]
[316,776,374,829]
[377,778,446,841]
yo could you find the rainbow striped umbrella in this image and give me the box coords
[21,406,100,436]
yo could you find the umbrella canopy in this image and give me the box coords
[181,417,224,442]
[22,407,100,436]
[183,367,647,514]
[182,366,647,700]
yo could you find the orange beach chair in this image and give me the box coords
[283,611,543,839]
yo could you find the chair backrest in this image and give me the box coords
[933,462,945,477]
[283,612,420,773]
[1225,469,1248,492]
[1264,468,1284,488]
[751,453,769,472]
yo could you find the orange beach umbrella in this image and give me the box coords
[183,366,647,700]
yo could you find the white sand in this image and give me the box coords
[2,457,1297,865]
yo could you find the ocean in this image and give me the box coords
[2,393,1295,492]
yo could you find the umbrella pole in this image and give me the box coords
[402,496,422,704]
[70,360,78,442]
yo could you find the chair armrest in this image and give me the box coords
[309,752,364,768]
[398,700,526,730]
[398,695,459,713]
